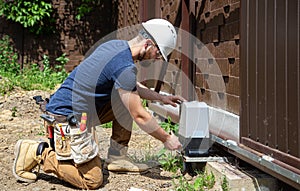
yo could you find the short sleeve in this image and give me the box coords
[113,65,137,91]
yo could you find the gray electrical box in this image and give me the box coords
[178,101,210,157]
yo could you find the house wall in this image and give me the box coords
[158,0,240,115]
[195,0,240,115]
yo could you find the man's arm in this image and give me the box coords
[136,82,186,107]
[118,88,182,150]
[136,82,163,101]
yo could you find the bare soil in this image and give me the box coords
[0,88,180,191]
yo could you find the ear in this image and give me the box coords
[144,39,153,48]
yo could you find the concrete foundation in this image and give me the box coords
[205,161,279,191]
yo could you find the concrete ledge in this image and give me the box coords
[148,101,239,142]
[148,101,180,123]
[208,107,239,143]
[205,161,279,191]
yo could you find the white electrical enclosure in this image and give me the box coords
[179,101,209,138]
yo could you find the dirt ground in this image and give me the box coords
[0,88,185,191]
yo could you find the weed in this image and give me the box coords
[11,106,17,117]
[160,116,179,134]
[0,35,19,75]
[36,125,45,136]
[172,175,194,191]
[0,77,14,95]
[142,142,159,161]
[158,148,183,173]
[129,142,159,163]
[0,35,69,94]
[172,171,215,191]
[15,55,68,90]
[221,175,229,191]
[55,53,69,66]
[157,118,182,172]
[101,121,112,128]
[202,171,215,189]
[141,99,148,108]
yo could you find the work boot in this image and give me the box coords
[106,139,149,173]
[106,159,149,173]
[13,140,49,183]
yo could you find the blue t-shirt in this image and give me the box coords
[46,40,137,123]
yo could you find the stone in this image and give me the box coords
[205,161,278,191]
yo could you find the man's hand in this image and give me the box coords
[160,95,186,107]
[163,133,182,150]
[136,82,186,107]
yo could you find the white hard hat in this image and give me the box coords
[142,18,177,61]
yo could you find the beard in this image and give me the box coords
[139,59,155,67]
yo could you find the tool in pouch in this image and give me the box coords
[33,96,98,164]
[40,113,55,149]
[54,112,99,164]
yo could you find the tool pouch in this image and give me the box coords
[70,130,98,164]
[54,123,98,164]
[54,123,72,160]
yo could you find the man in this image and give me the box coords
[13,18,183,189]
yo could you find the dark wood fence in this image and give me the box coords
[240,0,300,187]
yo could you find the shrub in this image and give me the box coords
[0,0,53,34]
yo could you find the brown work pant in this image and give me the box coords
[41,98,133,189]
[42,149,103,189]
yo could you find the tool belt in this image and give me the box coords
[33,95,98,164]
[52,121,98,164]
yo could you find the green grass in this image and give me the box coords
[0,35,68,95]
[101,121,113,128]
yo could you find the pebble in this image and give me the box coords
[0,146,8,150]
[0,124,6,129]
[32,187,42,191]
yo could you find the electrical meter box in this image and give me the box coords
[178,101,210,157]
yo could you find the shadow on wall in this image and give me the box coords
[64,0,118,56]
[194,0,240,45]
